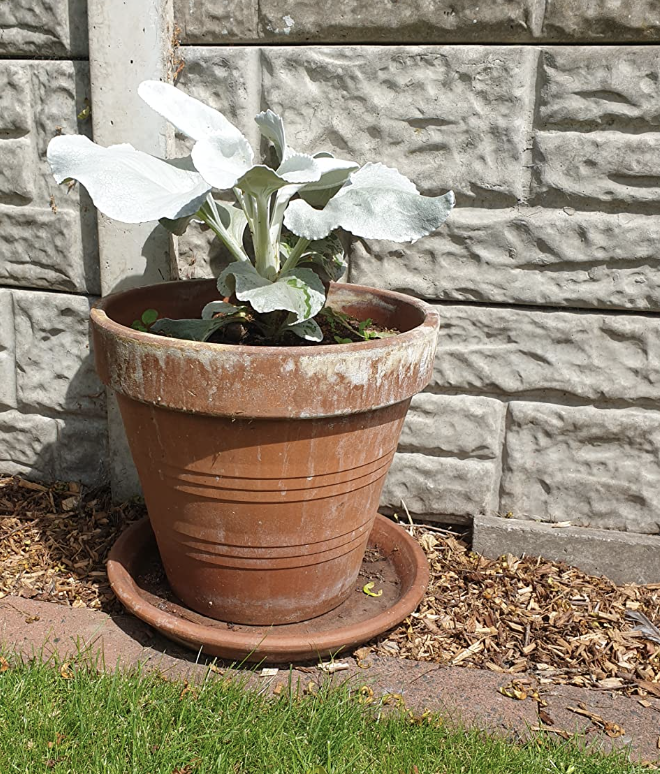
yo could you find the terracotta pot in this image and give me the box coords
[91,280,439,625]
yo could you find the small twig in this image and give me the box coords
[411,523,464,537]
[2,520,37,538]
[400,500,415,536]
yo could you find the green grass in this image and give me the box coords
[0,655,648,774]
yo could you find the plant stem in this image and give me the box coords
[198,197,249,264]
[280,236,311,275]
[253,194,277,279]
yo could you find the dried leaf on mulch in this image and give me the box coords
[0,475,144,612]
[371,527,660,695]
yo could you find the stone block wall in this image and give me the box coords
[2,0,660,546]
[173,1,660,536]
[0,1,108,486]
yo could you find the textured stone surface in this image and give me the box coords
[174,0,258,42]
[538,47,660,131]
[533,132,660,207]
[261,46,534,204]
[0,61,98,294]
[0,137,33,203]
[257,0,539,42]
[474,513,660,585]
[13,290,104,418]
[398,394,504,459]
[431,305,660,405]
[0,0,88,57]
[0,291,16,411]
[542,0,660,41]
[0,410,107,486]
[0,410,60,481]
[500,402,660,533]
[0,65,31,136]
[56,415,108,485]
[381,453,496,523]
[350,208,660,311]
[0,206,99,294]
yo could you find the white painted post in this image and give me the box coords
[88,0,174,499]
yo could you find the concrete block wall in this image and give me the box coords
[2,0,660,555]
[0,1,108,486]
[173,1,660,540]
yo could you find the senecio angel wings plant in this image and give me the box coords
[47,81,455,344]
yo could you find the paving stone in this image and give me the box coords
[3,597,660,761]
[474,513,660,585]
[540,683,660,762]
[398,393,504,459]
[538,47,660,131]
[381,452,496,523]
[500,402,660,534]
[0,0,88,57]
[542,0,660,42]
[532,132,660,207]
[258,0,539,43]
[350,208,660,311]
[261,46,534,204]
[13,290,105,418]
[0,291,16,410]
[0,410,59,481]
[175,0,258,42]
[431,305,660,405]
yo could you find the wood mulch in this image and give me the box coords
[1,474,659,699]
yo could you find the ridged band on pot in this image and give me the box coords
[91,280,439,626]
[91,281,439,419]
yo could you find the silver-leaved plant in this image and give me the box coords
[47,81,455,343]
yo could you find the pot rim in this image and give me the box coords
[91,280,440,418]
[91,279,439,356]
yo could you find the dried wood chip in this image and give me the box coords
[318,661,350,674]
[0,475,144,614]
[367,520,659,693]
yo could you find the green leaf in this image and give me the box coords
[285,162,455,243]
[150,317,228,342]
[214,200,248,248]
[159,214,195,235]
[287,318,323,342]
[218,261,326,324]
[297,234,347,282]
[334,336,352,345]
[254,110,288,164]
[141,309,159,325]
[201,300,244,320]
[131,320,147,332]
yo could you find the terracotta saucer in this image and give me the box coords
[107,514,429,663]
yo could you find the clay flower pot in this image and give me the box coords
[91,279,439,626]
